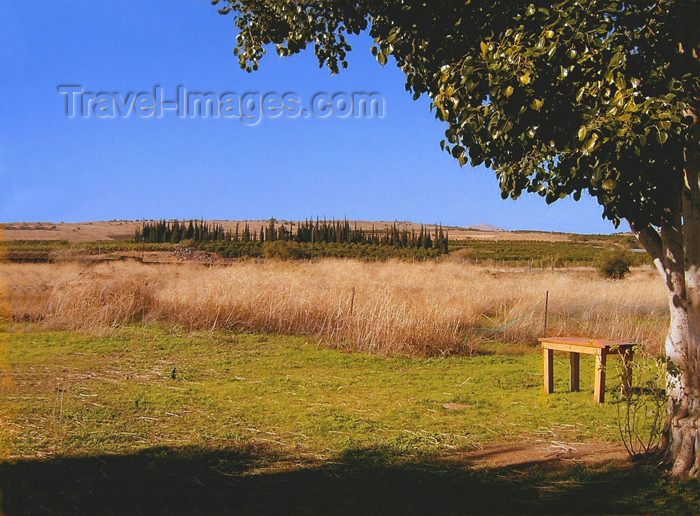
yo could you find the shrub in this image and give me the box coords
[614,347,668,457]
[263,241,307,260]
[598,250,634,279]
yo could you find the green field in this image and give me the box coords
[0,231,648,265]
[1,325,698,514]
[449,238,649,266]
[0,240,175,263]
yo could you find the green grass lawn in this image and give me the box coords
[1,325,699,514]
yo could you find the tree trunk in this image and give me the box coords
[669,127,700,477]
[630,129,700,477]
[664,215,696,477]
[668,274,700,477]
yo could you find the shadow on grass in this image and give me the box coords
[0,444,695,515]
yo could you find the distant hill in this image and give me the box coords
[465,223,507,232]
[0,219,577,243]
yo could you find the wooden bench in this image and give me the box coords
[538,337,635,403]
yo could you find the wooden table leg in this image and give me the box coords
[621,348,633,399]
[594,350,607,403]
[569,352,580,392]
[543,347,554,394]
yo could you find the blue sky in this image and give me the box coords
[0,0,622,233]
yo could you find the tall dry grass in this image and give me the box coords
[1,260,669,356]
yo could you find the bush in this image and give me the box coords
[263,241,307,260]
[614,347,668,457]
[598,250,633,279]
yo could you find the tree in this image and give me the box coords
[598,249,633,280]
[213,0,700,476]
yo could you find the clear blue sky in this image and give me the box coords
[0,0,623,234]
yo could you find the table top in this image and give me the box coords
[538,337,635,349]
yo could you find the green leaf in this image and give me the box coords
[602,179,617,191]
[656,131,668,144]
[584,138,597,152]
[578,126,587,141]
[480,41,488,57]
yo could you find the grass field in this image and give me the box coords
[1,325,699,514]
[3,326,629,456]
[2,260,668,356]
[448,237,648,266]
[1,256,695,514]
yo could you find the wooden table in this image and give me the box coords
[538,337,635,403]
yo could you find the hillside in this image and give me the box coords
[0,219,604,243]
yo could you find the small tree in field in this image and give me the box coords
[213,0,700,476]
[599,250,633,280]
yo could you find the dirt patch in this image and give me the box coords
[442,403,473,410]
[173,246,215,264]
[459,440,629,470]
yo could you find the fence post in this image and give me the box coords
[544,290,549,338]
[350,286,355,315]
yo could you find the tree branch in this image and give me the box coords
[629,220,664,268]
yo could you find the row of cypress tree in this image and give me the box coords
[133,219,227,244]
[134,218,449,253]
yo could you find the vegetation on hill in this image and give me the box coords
[449,238,650,267]
[0,226,649,265]
[133,218,450,254]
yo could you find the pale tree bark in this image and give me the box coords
[671,126,700,477]
[629,129,700,477]
[661,212,695,477]
[631,215,691,468]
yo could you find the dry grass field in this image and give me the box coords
[1,260,668,356]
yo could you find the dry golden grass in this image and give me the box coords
[1,260,669,356]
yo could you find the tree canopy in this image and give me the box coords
[214,0,700,476]
[214,0,698,230]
